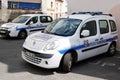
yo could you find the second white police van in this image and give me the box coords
[0,14,53,38]
[22,12,118,72]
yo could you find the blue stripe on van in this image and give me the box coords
[16,26,47,31]
[59,45,85,54]
[59,36,118,54]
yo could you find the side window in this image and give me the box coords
[30,16,38,24]
[26,16,38,25]
[47,16,53,22]
[109,20,117,32]
[40,16,53,23]
[99,20,109,34]
[40,16,47,23]
[80,20,97,38]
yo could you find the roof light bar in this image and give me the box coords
[72,12,112,16]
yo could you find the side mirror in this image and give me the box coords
[29,21,33,25]
[81,30,90,37]
[26,20,34,25]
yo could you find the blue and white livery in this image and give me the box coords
[0,14,53,38]
[22,12,118,72]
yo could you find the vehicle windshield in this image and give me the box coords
[12,16,30,23]
[44,18,82,36]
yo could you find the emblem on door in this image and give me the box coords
[84,40,89,47]
[33,41,36,46]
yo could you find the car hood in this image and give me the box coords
[23,32,66,51]
[1,23,22,28]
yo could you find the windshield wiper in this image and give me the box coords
[49,32,64,36]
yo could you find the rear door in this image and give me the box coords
[97,19,110,54]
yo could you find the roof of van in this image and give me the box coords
[65,14,115,21]
[20,14,50,17]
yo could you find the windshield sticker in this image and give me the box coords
[33,34,53,41]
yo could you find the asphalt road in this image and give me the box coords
[0,37,120,80]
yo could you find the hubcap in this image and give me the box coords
[110,45,115,55]
[68,56,72,70]
[20,32,26,38]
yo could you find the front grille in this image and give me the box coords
[0,29,10,35]
[23,50,42,64]
[22,48,53,64]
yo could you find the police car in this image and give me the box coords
[0,14,53,38]
[22,12,118,72]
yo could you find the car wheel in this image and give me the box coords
[18,31,27,39]
[62,52,73,72]
[106,43,116,56]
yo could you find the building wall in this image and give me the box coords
[67,0,120,50]
[0,0,42,22]
[61,0,67,17]
[0,0,66,21]
[42,0,66,19]
[46,0,63,19]
[55,0,62,18]
[46,0,56,19]
[11,0,41,3]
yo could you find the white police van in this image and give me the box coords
[0,14,53,38]
[22,12,118,72]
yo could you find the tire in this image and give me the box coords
[62,52,73,72]
[18,31,27,39]
[106,43,116,56]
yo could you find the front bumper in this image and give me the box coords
[21,48,63,69]
[0,29,10,37]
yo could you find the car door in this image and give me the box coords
[78,20,99,60]
[26,16,40,33]
[96,19,110,54]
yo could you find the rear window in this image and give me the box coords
[40,16,53,23]
[109,20,117,32]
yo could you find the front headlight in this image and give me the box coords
[8,25,18,29]
[9,26,17,29]
[1,27,9,30]
[43,40,59,51]
[1,26,15,30]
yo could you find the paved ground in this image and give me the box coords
[0,37,120,80]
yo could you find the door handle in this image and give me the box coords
[95,39,99,41]
[100,37,104,40]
